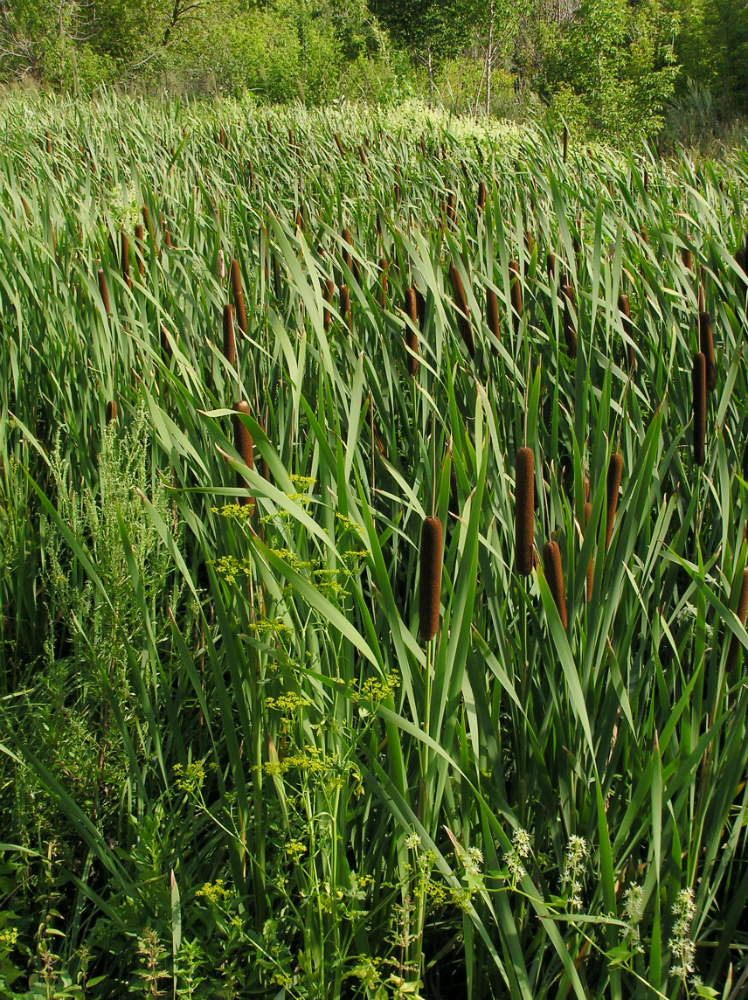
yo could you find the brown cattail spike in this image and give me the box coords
[584,501,594,602]
[486,287,500,348]
[449,262,474,357]
[223,304,236,367]
[106,400,117,426]
[404,288,419,376]
[98,268,110,315]
[699,312,716,391]
[692,352,706,467]
[605,452,623,549]
[515,447,534,576]
[726,568,748,672]
[477,181,486,214]
[121,232,131,289]
[233,401,254,510]
[419,516,442,642]
[230,258,247,335]
[324,278,334,331]
[543,541,568,629]
[342,228,353,272]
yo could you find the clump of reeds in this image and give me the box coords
[509,261,522,332]
[515,447,534,576]
[449,261,474,357]
[233,401,254,510]
[404,287,419,376]
[726,568,748,672]
[98,268,110,315]
[699,312,716,391]
[106,400,117,426]
[230,258,248,335]
[223,304,236,367]
[543,540,567,628]
[121,232,131,289]
[605,452,623,549]
[561,283,577,358]
[486,287,500,348]
[692,352,706,467]
[419,516,442,642]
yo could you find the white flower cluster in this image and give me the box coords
[669,888,697,980]
[503,828,532,887]
[561,835,588,911]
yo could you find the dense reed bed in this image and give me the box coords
[0,93,748,999]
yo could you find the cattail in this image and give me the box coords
[515,447,534,576]
[584,500,594,602]
[233,401,254,510]
[543,541,567,629]
[334,133,346,157]
[682,245,692,270]
[340,282,351,330]
[605,452,623,548]
[379,258,388,308]
[134,223,145,277]
[699,312,716,391]
[561,283,577,358]
[295,207,303,232]
[230,258,247,335]
[486,287,500,347]
[449,261,474,357]
[477,181,486,213]
[98,268,110,315]
[726,568,748,672]
[618,294,635,368]
[509,261,522,331]
[446,191,456,225]
[342,228,353,272]
[324,278,334,331]
[404,287,419,376]
[358,144,368,167]
[266,119,273,135]
[106,400,117,425]
[692,352,706,467]
[20,195,30,222]
[525,230,535,254]
[160,324,172,360]
[247,159,254,190]
[562,125,568,162]
[223,304,236,366]
[643,168,649,192]
[418,516,442,641]
[217,248,225,281]
[120,232,131,289]
[162,221,172,249]
[547,252,556,280]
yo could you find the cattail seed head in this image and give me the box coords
[230,258,247,334]
[342,228,353,272]
[605,452,623,549]
[121,232,131,289]
[106,400,117,426]
[699,312,716,391]
[547,252,556,280]
[515,447,534,576]
[233,400,254,510]
[726,568,748,672]
[419,516,442,642]
[543,540,567,629]
[486,287,500,347]
[562,125,568,162]
[223,304,236,367]
[449,261,474,357]
[692,352,706,467]
[324,278,334,331]
[98,268,110,315]
[404,287,419,376]
[477,181,486,213]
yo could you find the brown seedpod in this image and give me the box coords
[233,401,254,510]
[547,252,556,280]
[561,283,577,358]
[515,447,534,576]
[543,541,567,629]
[682,246,692,270]
[404,287,419,376]
[562,125,568,162]
[106,400,117,426]
[726,568,748,672]
[334,133,346,157]
[342,228,353,272]
[477,181,486,213]
[223,304,236,367]
[98,268,110,315]
[699,312,716,391]
[418,516,442,642]
[230,258,247,335]
[692,352,706,467]
[605,452,623,549]
[121,232,131,289]
[486,287,500,347]
[449,262,474,357]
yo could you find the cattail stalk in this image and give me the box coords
[404,287,419,376]
[449,261,474,357]
[726,568,748,672]
[233,401,254,511]
[121,232,131,289]
[223,304,236,367]
[543,541,567,628]
[98,268,110,315]
[515,447,534,575]
[419,516,442,642]
[231,258,247,334]
[692,352,706,467]
[605,452,623,549]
